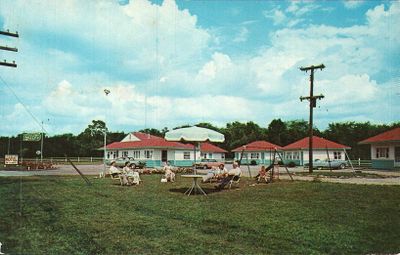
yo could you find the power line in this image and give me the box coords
[0,75,48,133]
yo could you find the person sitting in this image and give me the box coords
[202,163,228,182]
[109,161,121,178]
[119,162,131,186]
[164,162,175,182]
[215,162,242,190]
[255,165,272,184]
[126,163,141,185]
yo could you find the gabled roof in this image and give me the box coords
[283,136,350,150]
[106,132,226,152]
[232,140,282,152]
[132,132,163,140]
[106,132,192,150]
[359,127,400,144]
[200,142,227,153]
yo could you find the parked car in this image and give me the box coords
[193,159,224,169]
[304,159,347,170]
[105,157,146,169]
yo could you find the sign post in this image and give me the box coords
[5,154,18,165]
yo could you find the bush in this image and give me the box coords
[250,160,257,165]
[287,161,296,168]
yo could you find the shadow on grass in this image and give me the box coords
[169,186,234,195]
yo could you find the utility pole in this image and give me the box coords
[40,121,44,162]
[299,64,325,173]
[0,29,19,68]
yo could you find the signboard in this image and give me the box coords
[5,154,18,165]
[23,132,41,141]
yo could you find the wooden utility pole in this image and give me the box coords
[299,64,325,173]
[0,29,19,68]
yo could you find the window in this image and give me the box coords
[133,150,140,159]
[334,152,342,160]
[107,152,111,159]
[209,153,213,159]
[122,151,128,157]
[376,148,389,158]
[183,152,190,160]
[293,152,300,160]
[144,150,153,159]
[286,152,292,160]
[251,153,259,159]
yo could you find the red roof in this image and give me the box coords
[359,127,400,144]
[232,140,282,152]
[132,132,163,140]
[106,132,192,150]
[106,132,226,152]
[283,136,350,150]
[200,142,227,153]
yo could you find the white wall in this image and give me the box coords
[300,149,346,161]
[175,150,195,160]
[371,142,400,160]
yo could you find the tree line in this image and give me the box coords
[1,119,399,160]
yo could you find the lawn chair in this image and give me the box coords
[127,172,142,185]
[228,173,241,189]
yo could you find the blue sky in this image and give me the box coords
[0,0,399,136]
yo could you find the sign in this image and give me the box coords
[5,154,18,165]
[23,132,41,141]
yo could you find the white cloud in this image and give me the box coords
[197,52,232,79]
[343,1,364,9]
[263,8,286,25]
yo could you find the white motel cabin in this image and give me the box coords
[232,140,283,165]
[359,127,400,170]
[283,136,351,166]
[105,132,226,168]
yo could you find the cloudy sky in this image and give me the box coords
[0,0,399,135]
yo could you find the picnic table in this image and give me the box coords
[181,174,207,196]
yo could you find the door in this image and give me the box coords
[162,150,168,162]
[395,147,400,165]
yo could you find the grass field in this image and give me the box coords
[0,175,399,254]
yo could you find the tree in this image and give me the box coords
[77,120,108,156]
[267,119,287,146]
[139,128,163,137]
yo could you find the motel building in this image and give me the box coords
[359,127,400,170]
[232,141,283,165]
[283,136,351,166]
[105,132,226,168]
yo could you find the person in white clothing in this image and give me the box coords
[215,161,241,190]
[163,162,175,182]
[202,163,227,182]
[109,161,121,178]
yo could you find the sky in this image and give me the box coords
[0,0,399,136]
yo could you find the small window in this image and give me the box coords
[286,152,292,160]
[376,148,389,158]
[122,151,128,157]
[183,152,190,160]
[144,150,153,159]
[133,150,140,158]
[293,152,299,160]
[334,152,342,160]
[251,153,259,159]
[209,153,213,159]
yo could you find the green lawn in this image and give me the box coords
[295,171,386,178]
[0,175,399,254]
